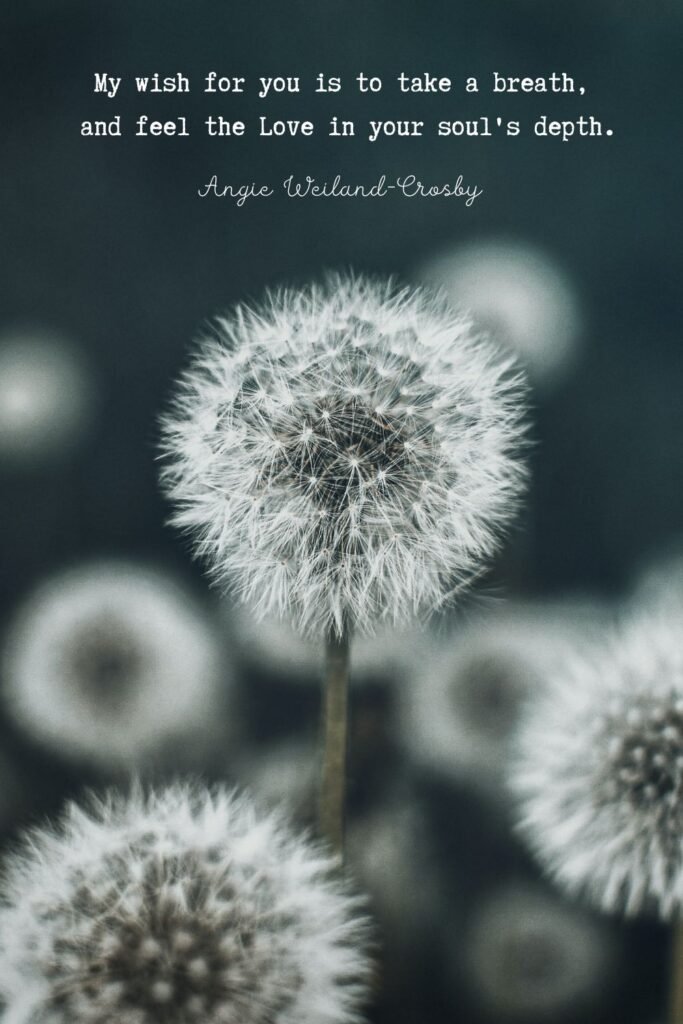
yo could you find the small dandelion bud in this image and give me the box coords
[2,561,230,770]
[457,884,616,1020]
[511,614,683,918]
[0,784,371,1024]
[417,239,582,389]
[0,328,94,464]
[160,275,527,639]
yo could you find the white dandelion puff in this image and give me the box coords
[459,883,616,1020]
[0,783,371,1024]
[417,239,582,388]
[511,613,683,918]
[0,328,94,464]
[160,275,528,639]
[2,561,230,770]
[398,599,605,797]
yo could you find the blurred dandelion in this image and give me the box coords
[459,883,615,1020]
[346,790,440,948]
[0,328,94,464]
[0,783,371,1024]
[2,561,229,771]
[417,239,582,389]
[399,599,604,798]
[511,612,683,917]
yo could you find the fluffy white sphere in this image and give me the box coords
[511,613,683,917]
[417,240,581,388]
[0,329,94,463]
[2,561,230,769]
[0,784,371,1024]
[160,275,527,638]
[459,884,615,1020]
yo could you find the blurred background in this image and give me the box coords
[1,2,682,1022]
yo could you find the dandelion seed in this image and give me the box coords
[2,561,229,770]
[160,275,528,639]
[511,613,683,917]
[417,239,581,389]
[459,884,615,1020]
[0,328,94,464]
[0,784,371,1024]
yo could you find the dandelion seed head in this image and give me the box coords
[160,275,527,638]
[2,562,228,769]
[399,600,602,796]
[511,614,683,917]
[0,784,371,1024]
[417,240,581,388]
[0,328,94,463]
[461,884,614,1020]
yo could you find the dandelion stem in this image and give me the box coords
[669,922,683,1024]
[319,630,350,856]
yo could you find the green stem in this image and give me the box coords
[318,630,350,856]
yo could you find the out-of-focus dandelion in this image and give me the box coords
[398,599,604,799]
[2,561,229,771]
[0,328,94,464]
[417,239,582,389]
[458,883,615,1020]
[0,783,371,1024]
[160,274,527,850]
